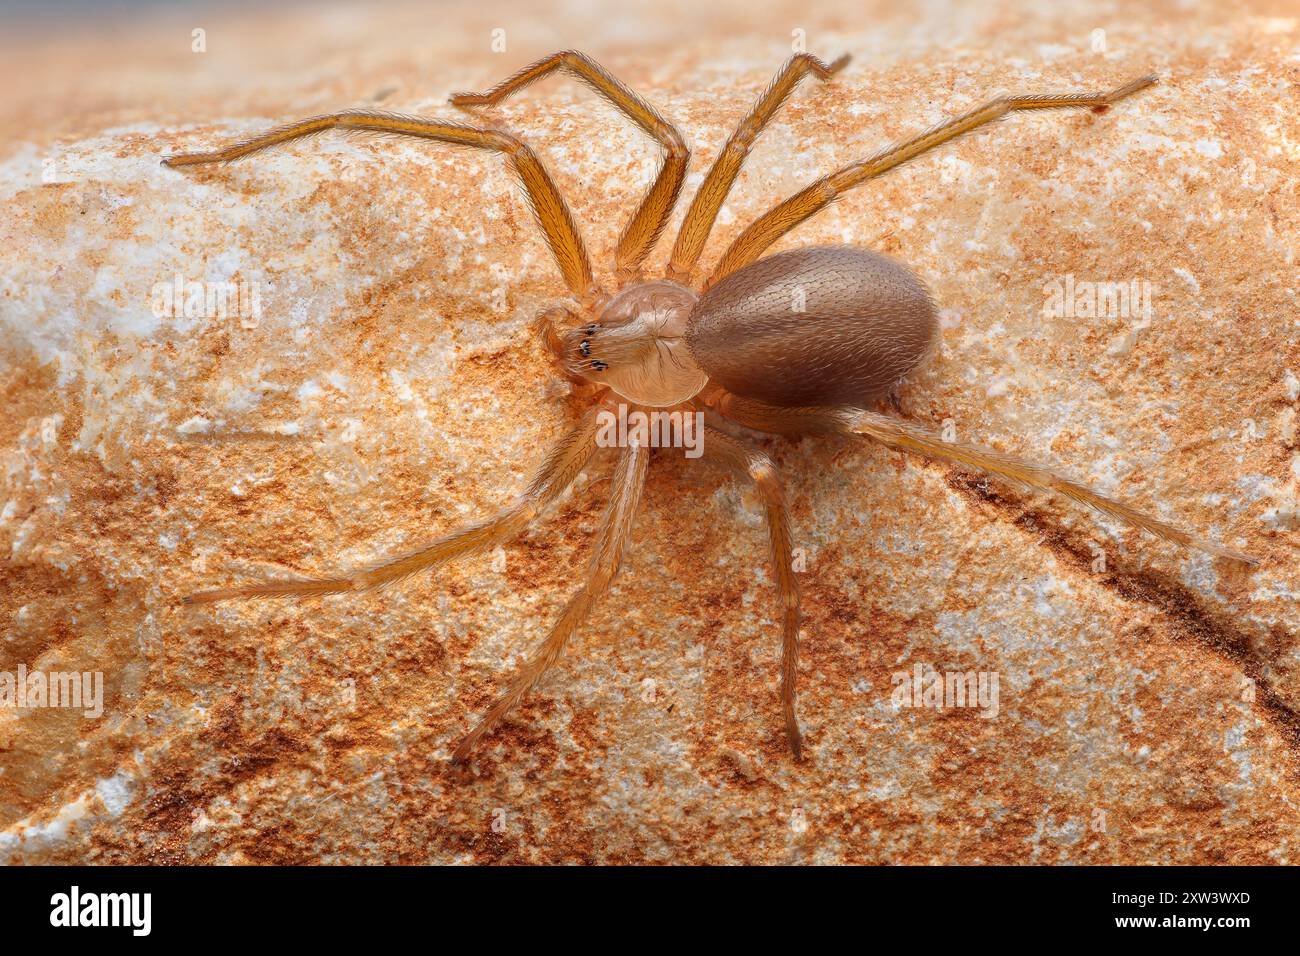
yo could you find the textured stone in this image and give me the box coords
[0,0,1297,863]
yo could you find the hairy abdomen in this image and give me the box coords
[686,246,937,408]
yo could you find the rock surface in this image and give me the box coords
[1,0,1297,863]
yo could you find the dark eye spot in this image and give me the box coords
[591,360,608,372]
[579,340,591,357]
[584,324,598,335]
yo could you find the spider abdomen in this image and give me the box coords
[685,245,937,408]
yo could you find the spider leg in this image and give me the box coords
[163,111,600,305]
[703,425,804,759]
[183,404,607,605]
[452,439,649,762]
[667,52,849,286]
[712,392,1259,565]
[707,74,1157,286]
[450,50,688,285]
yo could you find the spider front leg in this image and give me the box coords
[708,73,1158,285]
[183,404,608,605]
[702,424,804,759]
[163,111,602,306]
[451,50,689,285]
[452,439,649,762]
[712,393,1258,565]
[667,52,849,286]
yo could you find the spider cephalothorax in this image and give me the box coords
[170,50,1256,763]
[560,280,705,406]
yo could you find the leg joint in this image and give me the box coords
[488,129,526,156]
[658,123,689,159]
[747,454,785,498]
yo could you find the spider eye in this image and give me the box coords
[591,360,608,372]
[579,339,591,357]
[584,324,598,335]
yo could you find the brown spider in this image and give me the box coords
[168,50,1256,763]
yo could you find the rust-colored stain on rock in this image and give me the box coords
[0,0,1297,863]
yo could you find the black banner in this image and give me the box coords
[0,865,1281,941]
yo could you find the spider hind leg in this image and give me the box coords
[182,406,607,605]
[452,440,649,763]
[702,424,804,759]
[713,394,1258,565]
